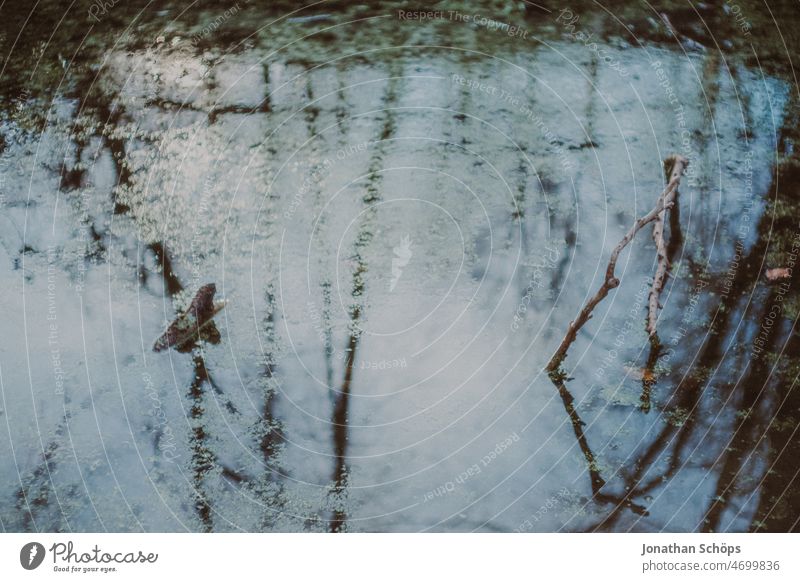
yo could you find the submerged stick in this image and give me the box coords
[546,155,688,375]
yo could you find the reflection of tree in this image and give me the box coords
[326,73,400,532]
[329,272,362,532]
[187,354,215,531]
[147,244,219,531]
[544,103,793,533]
[751,328,800,532]
[14,422,71,531]
[701,292,777,532]
[551,375,648,517]
[587,97,800,531]
[3,0,800,535]
[3,57,178,527]
[746,102,800,532]
[694,102,799,533]
[589,214,757,529]
[248,286,288,530]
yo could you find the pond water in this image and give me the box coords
[1,0,799,532]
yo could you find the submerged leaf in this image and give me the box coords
[153,283,226,352]
[766,267,791,281]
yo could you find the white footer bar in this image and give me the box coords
[1,533,796,581]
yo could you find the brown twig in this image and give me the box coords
[647,156,688,337]
[546,155,688,375]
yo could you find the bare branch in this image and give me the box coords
[647,155,689,336]
[546,155,688,375]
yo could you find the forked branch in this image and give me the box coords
[546,155,688,375]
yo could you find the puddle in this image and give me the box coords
[1,0,799,532]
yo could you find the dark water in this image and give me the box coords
[1,0,799,532]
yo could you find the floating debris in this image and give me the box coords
[766,267,792,281]
[153,283,227,352]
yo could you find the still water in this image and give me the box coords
[0,0,798,532]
